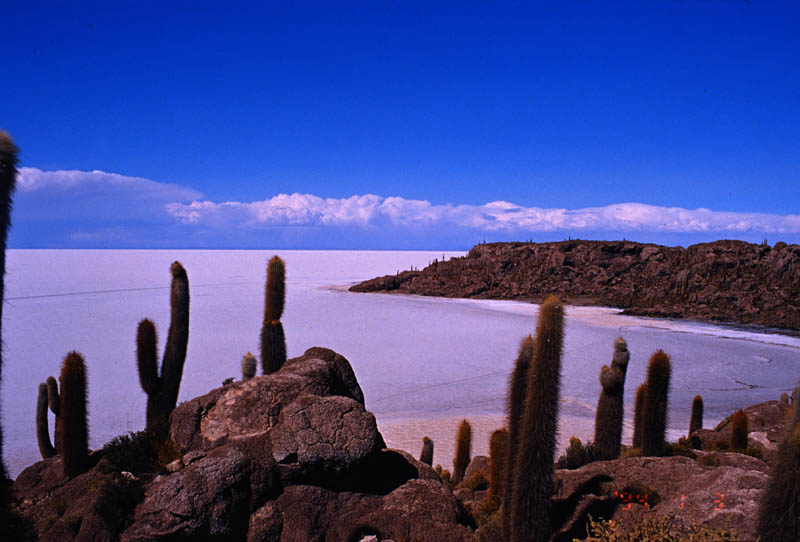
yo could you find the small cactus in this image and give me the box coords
[136,261,190,438]
[510,294,565,542]
[453,419,472,485]
[642,350,671,457]
[46,376,62,452]
[36,383,56,459]
[689,395,704,436]
[241,352,256,381]
[731,410,749,450]
[488,428,509,503]
[419,436,433,466]
[261,256,287,374]
[593,337,630,460]
[58,352,89,478]
[780,392,789,405]
[632,383,647,449]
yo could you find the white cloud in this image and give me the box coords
[166,194,800,234]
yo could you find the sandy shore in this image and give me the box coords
[377,413,599,472]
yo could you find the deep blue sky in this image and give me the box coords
[3,1,799,249]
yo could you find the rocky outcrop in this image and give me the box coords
[350,240,800,332]
[11,348,477,542]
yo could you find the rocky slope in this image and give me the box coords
[350,239,800,332]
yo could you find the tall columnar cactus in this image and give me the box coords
[731,409,749,450]
[241,352,256,382]
[510,294,565,542]
[260,256,287,374]
[46,376,62,452]
[453,419,472,485]
[632,383,647,449]
[689,395,704,436]
[489,428,509,504]
[642,350,671,457]
[757,407,800,540]
[0,131,18,486]
[36,383,56,459]
[419,436,433,466]
[593,336,630,460]
[503,335,534,538]
[58,352,88,478]
[136,261,189,438]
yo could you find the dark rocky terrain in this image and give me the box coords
[350,239,800,333]
[9,347,792,541]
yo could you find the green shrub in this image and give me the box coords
[101,431,180,475]
[556,437,597,469]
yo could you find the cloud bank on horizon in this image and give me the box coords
[10,167,800,249]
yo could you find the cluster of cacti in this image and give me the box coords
[641,350,671,457]
[419,436,433,466]
[509,294,565,542]
[488,428,508,504]
[453,419,472,484]
[730,409,749,450]
[502,334,534,536]
[593,336,630,460]
[260,256,287,374]
[757,391,800,540]
[241,353,256,382]
[632,383,647,450]
[59,352,89,478]
[136,261,189,438]
[0,130,18,490]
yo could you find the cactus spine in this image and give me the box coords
[453,419,472,484]
[632,383,647,449]
[58,352,88,478]
[593,336,630,460]
[36,383,56,459]
[241,353,256,382]
[641,350,671,457]
[731,409,749,450]
[46,376,62,452]
[503,335,534,538]
[489,428,509,504]
[510,294,565,542]
[136,261,189,438]
[260,256,287,374]
[689,395,704,436]
[0,131,18,488]
[419,436,433,466]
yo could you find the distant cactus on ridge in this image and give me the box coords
[136,261,190,438]
[261,256,287,374]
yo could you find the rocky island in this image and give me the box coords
[350,239,800,333]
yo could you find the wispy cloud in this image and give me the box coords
[166,194,800,235]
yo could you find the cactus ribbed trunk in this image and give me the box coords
[689,395,704,436]
[642,350,671,457]
[46,376,62,452]
[59,352,88,478]
[593,337,630,460]
[503,335,534,539]
[510,295,564,542]
[36,383,56,459]
[453,419,472,485]
[0,131,18,485]
[632,383,647,449]
[261,256,287,374]
[489,428,509,504]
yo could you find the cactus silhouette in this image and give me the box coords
[757,405,800,541]
[510,294,564,542]
[689,395,704,436]
[503,335,534,538]
[642,350,671,457]
[58,352,88,478]
[241,352,256,382]
[136,261,189,438]
[594,336,630,460]
[453,419,472,484]
[260,256,287,374]
[36,383,56,459]
[419,436,433,466]
[0,131,18,488]
[46,376,62,452]
[731,410,749,450]
[632,383,647,449]
[489,428,509,503]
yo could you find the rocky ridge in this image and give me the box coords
[350,239,800,332]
